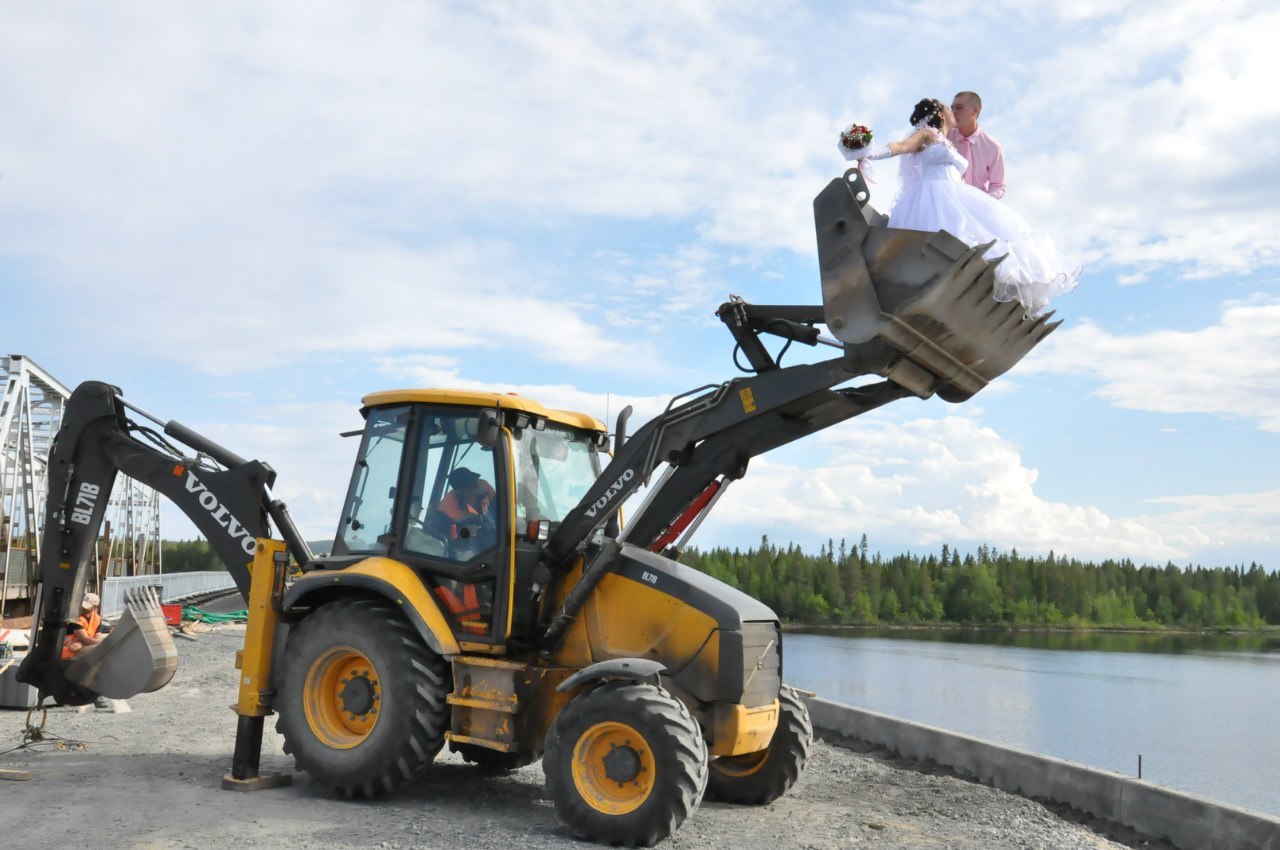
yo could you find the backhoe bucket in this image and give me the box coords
[66,588,178,699]
[814,169,1058,402]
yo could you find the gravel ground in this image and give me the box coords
[2,626,1173,850]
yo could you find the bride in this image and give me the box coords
[842,98,1079,317]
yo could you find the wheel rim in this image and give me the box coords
[571,721,655,815]
[303,646,381,749]
[711,748,770,778]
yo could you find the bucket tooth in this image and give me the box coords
[66,588,178,699]
[814,174,1060,403]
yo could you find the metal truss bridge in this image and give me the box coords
[1,355,162,618]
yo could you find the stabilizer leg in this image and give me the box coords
[221,538,292,791]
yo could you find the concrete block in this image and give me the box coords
[0,656,38,709]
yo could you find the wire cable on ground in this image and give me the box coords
[1,706,120,758]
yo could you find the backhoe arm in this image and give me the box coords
[17,381,311,705]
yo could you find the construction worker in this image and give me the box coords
[433,467,496,634]
[63,591,103,660]
[438,467,496,524]
[64,591,111,708]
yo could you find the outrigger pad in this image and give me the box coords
[814,169,1059,402]
[66,588,178,699]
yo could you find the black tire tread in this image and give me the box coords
[706,684,813,805]
[275,597,450,798]
[544,681,708,847]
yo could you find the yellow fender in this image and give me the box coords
[282,557,460,657]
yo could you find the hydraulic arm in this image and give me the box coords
[17,381,311,705]
[539,167,1059,650]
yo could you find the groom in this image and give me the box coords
[948,91,1005,199]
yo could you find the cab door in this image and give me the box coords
[336,403,514,647]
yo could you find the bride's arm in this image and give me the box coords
[886,128,934,156]
[852,129,933,161]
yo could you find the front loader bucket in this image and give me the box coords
[814,169,1059,402]
[66,588,178,699]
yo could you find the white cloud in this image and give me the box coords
[703,414,1270,563]
[1001,1,1280,277]
[159,399,360,542]
[1021,297,1280,431]
[1134,489,1279,563]
[3,2,858,377]
[375,355,674,426]
[6,2,1280,380]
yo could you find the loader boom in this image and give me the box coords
[539,167,1060,650]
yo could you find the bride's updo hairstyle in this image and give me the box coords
[909,98,945,129]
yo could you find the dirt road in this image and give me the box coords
[2,626,1164,849]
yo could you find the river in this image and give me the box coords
[783,628,1280,817]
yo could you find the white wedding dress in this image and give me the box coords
[889,131,1079,317]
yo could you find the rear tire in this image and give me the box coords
[544,681,708,847]
[706,685,812,805]
[277,597,450,797]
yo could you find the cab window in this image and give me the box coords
[511,425,601,525]
[337,405,410,555]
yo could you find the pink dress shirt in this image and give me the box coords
[947,127,1006,199]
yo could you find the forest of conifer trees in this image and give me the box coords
[684,536,1280,629]
[162,535,1280,630]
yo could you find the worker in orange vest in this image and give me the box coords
[63,591,113,709]
[63,591,104,660]
[438,467,496,524]
[438,466,498,555]
[433,467,496,635]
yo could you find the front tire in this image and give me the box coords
[706,685,812,805]
[277,597,450,798]
[544,681,708,847]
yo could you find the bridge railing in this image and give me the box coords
[100,572,237,619]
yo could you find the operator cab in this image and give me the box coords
[325,389,608,645]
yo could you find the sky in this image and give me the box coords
[2,1,1277,569]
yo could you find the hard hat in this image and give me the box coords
[448,467,482,488]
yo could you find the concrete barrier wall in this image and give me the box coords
[804,696,1280,850]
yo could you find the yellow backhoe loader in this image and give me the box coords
[18,169,1058,846]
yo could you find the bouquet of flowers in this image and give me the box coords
[839,123,873,152]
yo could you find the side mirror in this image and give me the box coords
[476,409,502,448]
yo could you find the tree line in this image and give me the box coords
[160,539,225,573]
[159,539,332,573]
[683,536,1280,629]
[162,534,1280,629]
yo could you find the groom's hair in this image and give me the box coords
[954,91,983,112]
[909,98,946,129]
